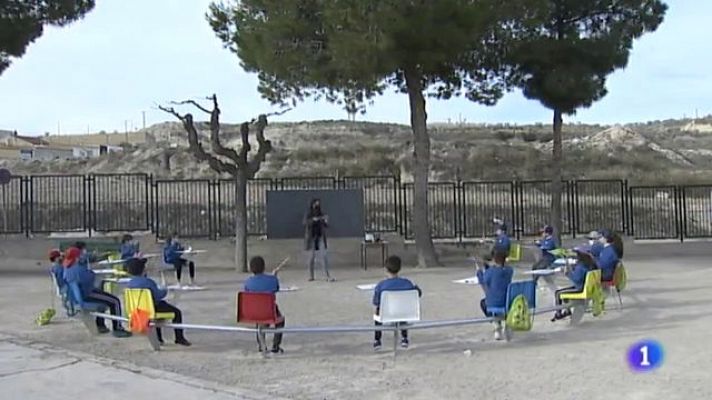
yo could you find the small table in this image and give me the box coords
[360,241,389,270]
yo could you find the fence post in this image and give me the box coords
[677,186,684,243]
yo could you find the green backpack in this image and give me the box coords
[506,294,532,331]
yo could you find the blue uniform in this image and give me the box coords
[244,274,280,294]
[538,235,557,265]
[373,277,421,307]
[63,263,96,299]
[597,245,619,281]
[494,233,511,254]
[566,262,591,291]
[590,242,604,259]
[50,262,65,290]
[127,276,167,303]
[477,265,514,308]
[163,240,184,264]
[120,242,139,260]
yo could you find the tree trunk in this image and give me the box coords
[404,68,439,268]
[234,169,249,272]
[550,108,564,244]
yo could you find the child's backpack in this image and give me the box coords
[506,294,532,331]
[129,308,151,334]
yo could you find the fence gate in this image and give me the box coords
[0,176,25,234]
[30,175,87,233]
[402,182,458,240]
[517,180,573,236]
[216,178,273,237]
[154,180,213,239]
[628,186,680,240]
[460,181,515,239]
[681,185,712,239]
[574,180,626,234]
[91,174,150,232]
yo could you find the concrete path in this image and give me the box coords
[0,334,280,400]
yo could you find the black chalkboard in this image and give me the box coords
[266,189,364,239]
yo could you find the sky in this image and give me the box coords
[0,0,710,135]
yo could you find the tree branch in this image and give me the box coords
[206,94,244,166]
[157,105,238,175]
[247,114,272,177]
[169,100,212,114]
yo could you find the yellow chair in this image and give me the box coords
[507,243,522,262]
[124,289,175,351]
[560,270,602,324]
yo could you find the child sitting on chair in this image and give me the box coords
[163,233,196,287]
[492,218,511,257]
[372,255,422,351]
[120,234,140,260]
[551,246,597,321]
[125,257,191,346]
[49,249,65,292]
[63,247,132,338]
[476,250,513,340]
[243,256,285,354]
[596,229,620,283]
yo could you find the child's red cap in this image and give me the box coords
[62,247,81,268]
[49,249,62,261]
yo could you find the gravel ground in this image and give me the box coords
[1,238,711,399]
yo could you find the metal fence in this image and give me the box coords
[0,173,707,242]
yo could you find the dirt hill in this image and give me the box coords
[3,117,712,184]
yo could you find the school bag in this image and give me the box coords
[127,290,151,334]
[129,308,151,334]
[506,294,532,331]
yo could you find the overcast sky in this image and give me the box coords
[0,0,709,135]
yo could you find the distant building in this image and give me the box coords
[0,129,122,161]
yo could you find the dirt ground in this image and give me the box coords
[0,235,710,400]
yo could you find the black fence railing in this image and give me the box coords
[0,173,708,242]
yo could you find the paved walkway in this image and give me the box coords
[0,335,278,400]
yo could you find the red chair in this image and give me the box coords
[236,292,284,353]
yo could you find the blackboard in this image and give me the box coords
[266,189,364,239]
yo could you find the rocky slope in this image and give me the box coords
[4,117,712,184]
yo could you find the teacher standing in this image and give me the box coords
[303,198,335,282]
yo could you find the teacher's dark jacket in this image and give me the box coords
[303,211,328,251]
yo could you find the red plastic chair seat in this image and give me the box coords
[236,292,283,325]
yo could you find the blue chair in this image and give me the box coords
[67,282,108,335]
[486,281,537,341]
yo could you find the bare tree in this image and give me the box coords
[159,94,287,272]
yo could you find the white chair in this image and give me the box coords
[373,290,421,353]
[158,260,175,287]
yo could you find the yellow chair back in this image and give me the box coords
[124,288,157,319]
[583,269,602,297]
[614,262,627,291]
[508,243,522,262]
[560,269,602,301]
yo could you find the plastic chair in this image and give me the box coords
[124,288,175,350]
[236,292,284,354]
[50,272,75,317]
[373,290,421,354]
[66,281,108,334]
[486,280,536,341]
[507,243,522,262]
[560,269,602,324]
[602,262,627,310]
[124,289,175,320]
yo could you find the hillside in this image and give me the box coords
[4,117,712,184]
